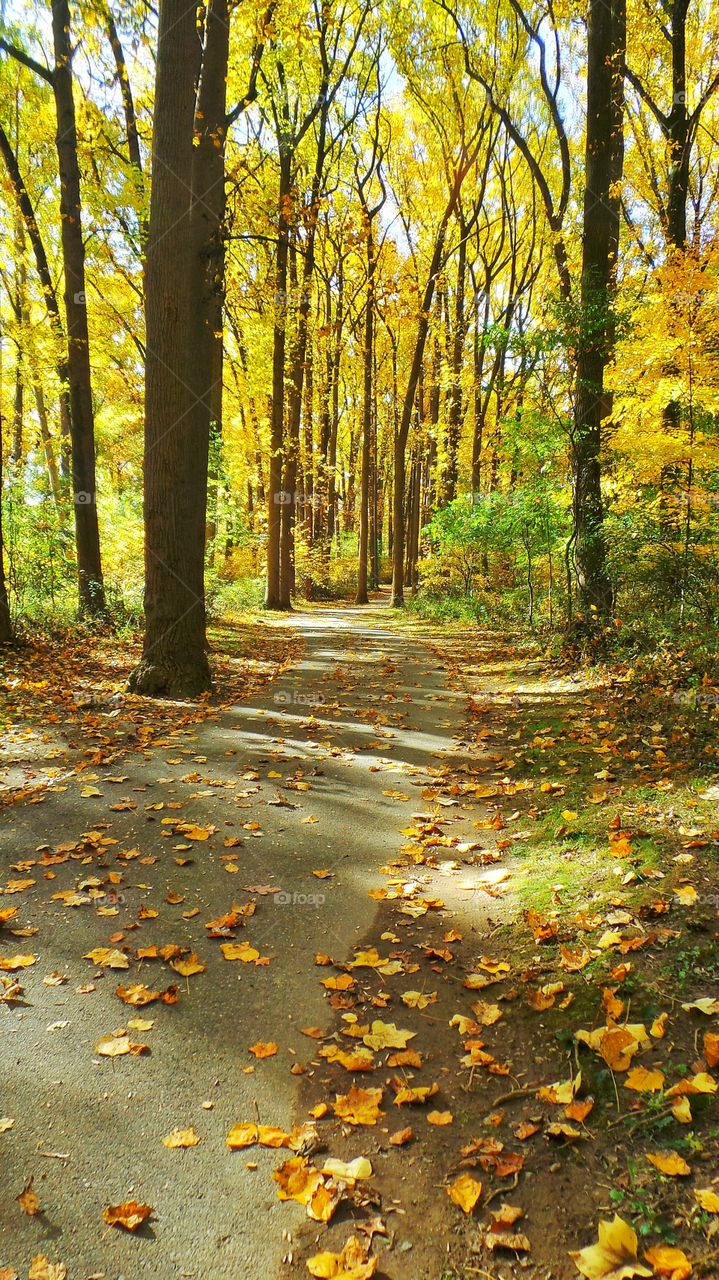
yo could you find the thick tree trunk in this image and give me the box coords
[128,0,211,696]
[570,0,625,623]
[52,0,106,615]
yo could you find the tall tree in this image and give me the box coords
[1,2,106,613]
[570,0,626,622]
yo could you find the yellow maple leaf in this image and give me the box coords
[646,1151,691,1177]
[306,1234,377,1278]
[332,1086,384,1126]
[643,1245,692,1279]
[569,1215,652,1279]
[447,1173,482,1214]
[694,1187,719,1213]
[624,1067,664,1093]
[362,1020,415,1051]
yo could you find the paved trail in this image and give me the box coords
[0,602,467,1279]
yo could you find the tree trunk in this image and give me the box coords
[52,0,106,615]
[265,150,292,608]
[445,221,468,502]
[355,222,375,604]
[128,0,212,696]
[570,0,625,624]
[0,422,13,643]
[391,193,457,606]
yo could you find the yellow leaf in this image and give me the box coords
[646,1151,691,1177]
[248,1041,278,1059]
[362,1020,415,1051]
[0,954,36,971]
[401,990,436,1009]
[162,1127,200,1148]
[103,1201,153,1231]
[694,1187,719,1213]
[427,1110,453,1126]
[220,942,257,963]
[569,1215,652,1279]
[643,1245,692,1279]
[306,1234,377,1278]
[332,1086,384,1126]
[84,947,129,969]
[393,1082,439,1106]
[17,1176,41,1216]
[170,953,205,976]
[447,1173,482,1214]
[704,1032,719,1068]
[624,1067,664,1093]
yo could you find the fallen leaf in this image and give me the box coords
[103,1200,153,1230]
[333,1086,384,1126]
[17,1176,41,1216]
[162,1127,200,1149]
[646,1151,691,1177]
[447,1172,482,1214]
[569,1215,652,1279]
[643,1246,692,1279]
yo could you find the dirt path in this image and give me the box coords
[0,601,476,1280]
[3,607,718,1280]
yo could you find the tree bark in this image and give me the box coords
[265,149,292,608]
[128,0,211,696]
[51,0,106,615]
[570,0,625,623]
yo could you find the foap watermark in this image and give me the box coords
[274,489,322,507]
[273,689,325,708]
[273,889,326,907]
[673,689,719,709]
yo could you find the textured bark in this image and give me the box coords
[128,0,210,696]
[391,184,461,606]
[0,437,13,644]
[355,217,376,604]
[570,0,625,621]
[265,150,292,608]
[52,0,106,614]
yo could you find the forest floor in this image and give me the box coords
[1,595,719,1280]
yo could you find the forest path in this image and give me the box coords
[0,598,475,1280]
